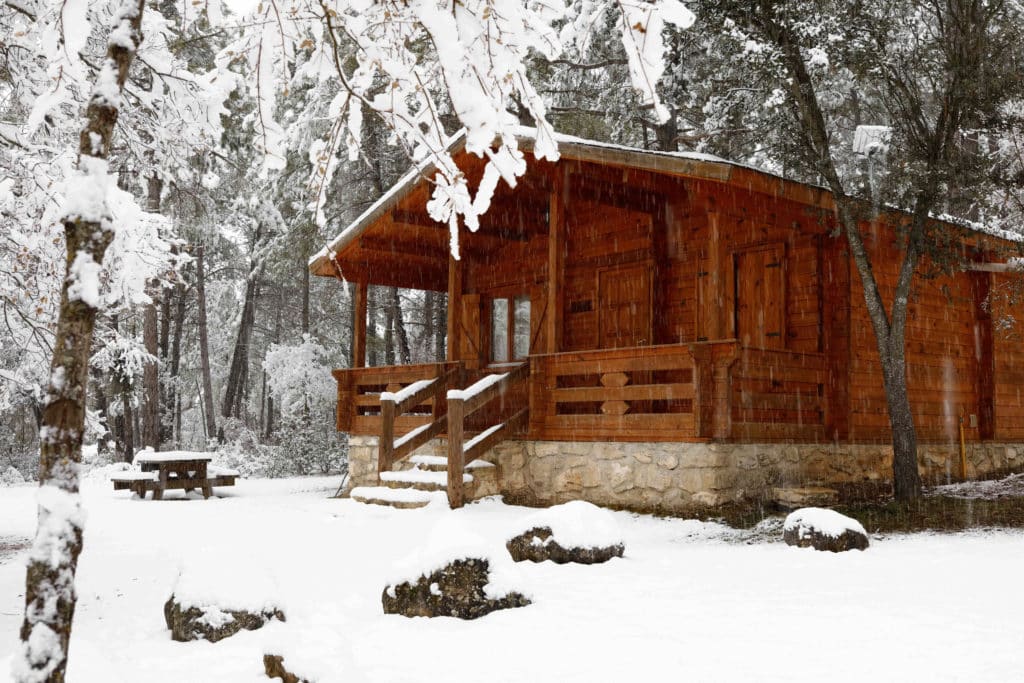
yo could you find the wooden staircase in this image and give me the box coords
[350,364,527,509]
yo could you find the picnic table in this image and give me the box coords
[111,452,238,500]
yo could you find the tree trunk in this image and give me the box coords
[392,287,411,364]
[383,286,395,366]
[169,276,186,446]
[221,266,259,425]
[141,298,159,449]
[301,258,310,334]
[195,245,217,443]
[16,2,145,680]
[121,381,135,463]
[423,290,435,362]
[767,24,924,500]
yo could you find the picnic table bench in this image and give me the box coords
[111,453,238,500]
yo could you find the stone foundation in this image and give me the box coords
[346,435,1024,512]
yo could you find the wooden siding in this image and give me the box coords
[847,231,985,443]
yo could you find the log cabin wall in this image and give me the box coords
[846,227,988,443]
[980,272,1023,441]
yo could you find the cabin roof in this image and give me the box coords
[309,127,1021,280]
[308,127,840,276]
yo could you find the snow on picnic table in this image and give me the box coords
[2,477,1024,682]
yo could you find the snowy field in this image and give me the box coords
[2,477,1024,682]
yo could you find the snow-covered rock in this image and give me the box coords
[382,518,529,619]
[382,557,530,619]
[505,501,625,564]
[165,557,285,642]
[783,507,869,553]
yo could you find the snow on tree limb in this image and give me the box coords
[235,0,693,254]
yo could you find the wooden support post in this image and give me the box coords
[379,399,395,479]
[447,396,465,508]
[335,371,353,432]
[546,168,566,354]
[689,345,715,439]
[447,256,463,362]
[972,269,995,440]
[706,211,725,340]
[711,347,737,440]
[353,281,368,369]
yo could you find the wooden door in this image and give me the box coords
[735,245,785,348]
[598,264,652,349]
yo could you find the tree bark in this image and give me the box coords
[16,2,146,680]
[383,286,395,366]
[392,287,411,365]
[195,245,217,443]
[221,255,259,426]
[169,275,186,446]
[141,298,159,449]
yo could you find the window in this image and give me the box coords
[490,295,531,362]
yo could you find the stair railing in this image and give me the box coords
[445,363,529,508]
[378,365,461,477]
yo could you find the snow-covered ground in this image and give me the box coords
[2,477,1024,682]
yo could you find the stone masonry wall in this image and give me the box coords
[346,434,1024,511]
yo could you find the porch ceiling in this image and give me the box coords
[313,154,553,291]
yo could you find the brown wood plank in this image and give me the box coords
[550,382,695,403]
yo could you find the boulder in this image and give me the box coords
[164,596,285,643]
[507,526,624,564]
[506,500,625,564]
[382,557,530,619]
[263,654,308,683]
[783,507,869,552]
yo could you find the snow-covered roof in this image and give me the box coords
[307,127,818,275]
[309,127,1022,276]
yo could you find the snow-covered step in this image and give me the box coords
[407,454,497,472]
[380,468,472,492]
[349,486,444,509]
[407,454,449,471]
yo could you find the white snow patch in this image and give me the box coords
[506,500,624,550]
[463,424,502,455]
[784,507,867,539]
[380,469,471,486]
[386,517,527,602]
[171,554,282,615]
[380,379,435,404]
[447,372,507,401]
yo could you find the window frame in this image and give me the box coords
[488,292,531,363]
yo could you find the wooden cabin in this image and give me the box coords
[310,131,1024,511]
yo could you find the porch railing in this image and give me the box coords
[333,362,461,436]
[528,344,717,441]
[446,363,529,507]
[378,365,461,473]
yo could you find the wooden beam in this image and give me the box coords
[706,210,725,340]
[821,234,851,440]
[447,255,463,362]
[546,167,566,353]
[353,281,368,369]
[973,269,995,439]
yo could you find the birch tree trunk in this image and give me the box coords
[15,1,146,680]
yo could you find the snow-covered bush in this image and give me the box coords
[272,418,347,477]
[1,466,26,487]
[262,335,335,420]
[213,417,347,479]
